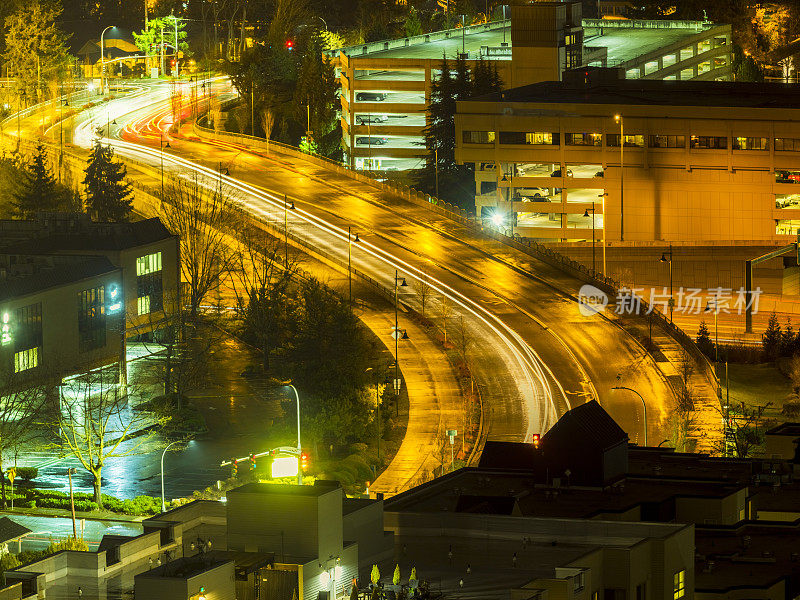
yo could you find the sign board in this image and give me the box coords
[1,313,11,345]
[447,429,457,444]
[6,469,15,482]
[271,455,299,479]
[393,378,402,393]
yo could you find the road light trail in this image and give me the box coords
[105,135,562,437]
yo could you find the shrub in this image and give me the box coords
[46,538,89,553]
[0,552,19,571]
[15,467,38,482]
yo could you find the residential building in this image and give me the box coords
[328,4,731,172]
[455,71,800,243]
[0,213,179,383]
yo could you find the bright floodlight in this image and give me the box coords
[491,212,504,227]
[271,455,299,478]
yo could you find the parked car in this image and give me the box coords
[355,114,389,125]
[550,168,574,177]
[356,137,389,145]
[356,92,387,102]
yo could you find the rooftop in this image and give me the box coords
[475,78,800,109]
[229,481,341,497]
[767,422,800,438]
[0,256,117,302]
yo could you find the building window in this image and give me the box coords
[499,132,559,145]
[673,570,685,600]
[606,134,644,147]
[775,138,800,152]
[14,303,42,353]
[649,135,685,148]
[566,133,602,146]
[733,136,768,150]
[462,131,495,144]
[13,347,39,373]
[137,252,162,276]
[137,252,163,316]
[573,572,585,592]
[78,286,106,353]
[690,135,727,149]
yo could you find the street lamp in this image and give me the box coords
[348,227,360,305]
[284,195,295,269]
[611,386,647,446]
[100,26,117,95]
[393,271,409,412]
[614,113,624,241]
[160,133,171,199]
[660,244,673,323]
[597,192,608,276]
[583,203,597,274]
[160,439,182,512]
[285,384,303,485]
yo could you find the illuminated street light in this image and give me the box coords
[614,113,624,241]
[283,383,303,485]
[491,212,504,228]
[611,385,647,446]
[100,26,117,95]
[160,439,182,513]
[583,203,597,275]
[659,245,673,323]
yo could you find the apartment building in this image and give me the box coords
[0,214,179,383]
[328,3,731,172]
[455,71,800,243]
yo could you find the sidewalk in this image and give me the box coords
[362,307,463,497]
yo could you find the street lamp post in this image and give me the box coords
[705,299,721,401]
[393,271,408,412]
[160,440,182,512]
[611,386,647,446]
[68,468,77,539]
[160,133,171,198]
[348,227,359,305]
[614,114,624,241]
[100,26,116,95]
[285,384,302,485]
[583,203,596,274]
[660,245,674,323]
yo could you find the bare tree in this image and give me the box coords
[668,385,696,452]
[160,174,242,320]
[56,366,166,507]
[261,108,275,150]
[231,223,299,370]
[725,401,772,459]
[452,314,472,366]
[437,294,451,345]
[0,372,54,507]
[413,276,432,320]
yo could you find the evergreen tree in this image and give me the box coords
[762,312,782,360]
[13,144,61,218]
[295,33,341,158]
[696,320,714,359]
[782,317,797,357]
[83,140,133,222]
[405,6,423,37]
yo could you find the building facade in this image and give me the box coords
[329,4,731,172]
[455,74,800,243]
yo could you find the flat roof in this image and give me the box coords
[228,482,339,497]
[473,78,800,109]
[0,256,117,302]
[338,20,715,63]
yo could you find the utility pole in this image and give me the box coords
[160,24,165,76]
[174,13,179,78]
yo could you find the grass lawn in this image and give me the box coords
[726,363,793,417]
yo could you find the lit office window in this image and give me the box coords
[649,135,685,148]
[606,134,644,147]
[137,251,163,316]
[733,137,768,150]
[673,570,685,600]
[499,132,559,145]
[775,138,800,152]
[14,347,39,373]
[462,131,495,144]
[690,135,727,149]
[136,252,162,276]
[565,133,601,146]
[78,286,106,353]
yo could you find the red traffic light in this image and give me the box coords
[532,434,540,448]
[250,454,257,469]
[285,39,294,50]
[300,452,309,470]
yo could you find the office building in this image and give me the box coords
[455,72,800,243]
[0,213,179,383]
[328,3,731,171]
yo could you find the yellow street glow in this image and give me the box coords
[271,455,299,478]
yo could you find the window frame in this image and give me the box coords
[673,570,686,600]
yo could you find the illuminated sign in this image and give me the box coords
[1,313,11,345]
[107,285,122,314]
[271,455,299,478]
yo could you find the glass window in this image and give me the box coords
[607,134,645,147]
[14,303,42,353]
[136,252,162,276]
[680,47,693,61]
[673,570,685,600]
[462,131,495,144]
[14,347,39,373]
[78,286,106,353]
[565,133,602,146]
[138,296,151,316]
[775,138,800,152]
[776,170,800,184]
[649,135,685,148]
[690,135,727,149]
[776,194,800,208]
[733,136,767,150]
[499,132,559,145]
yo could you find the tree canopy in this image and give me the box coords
[83,141,133,222]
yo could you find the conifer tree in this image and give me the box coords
[83,140,133,222]
[13,144,61,218]
[762,312,782,360]
[696,320,714,359]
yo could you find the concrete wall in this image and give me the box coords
[343,500,393,568]
[675,490,746,526]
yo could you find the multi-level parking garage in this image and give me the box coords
[327,3,732,173]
